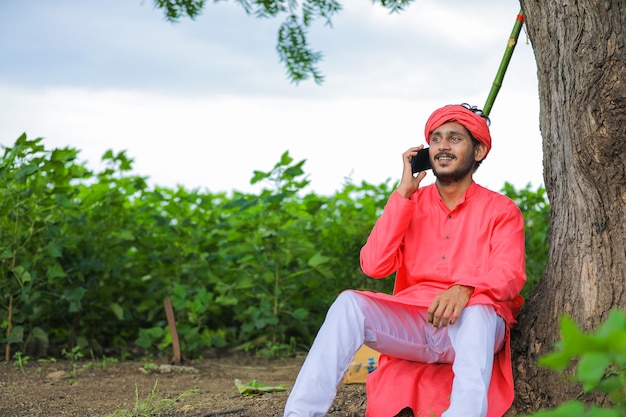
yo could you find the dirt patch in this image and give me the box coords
[0,355,367,417]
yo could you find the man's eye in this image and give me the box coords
[450,136,461,142]
[431,137,441,143]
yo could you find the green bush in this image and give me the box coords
[1,135,548,360]
[521,310,626,417]
[501,182,549,299]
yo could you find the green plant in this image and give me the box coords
[0,135,88,360]
[61,346,84,362]
[140,362,159,375]
[501,182,549,298]
[1,135,550,360]
[101,355,119,370]
[103,380,199,417]
[60,346,85,384]
[522,309,626,417]
[223,151,336,350]
[255,337,298,359]
[35,357,56,376]
[13,351,29,373]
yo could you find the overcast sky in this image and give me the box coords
[0,0,543,195]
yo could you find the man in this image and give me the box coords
[283,103,526,417]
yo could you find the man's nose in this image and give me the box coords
[436,139,452,150]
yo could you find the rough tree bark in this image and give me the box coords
[509,1,626,414]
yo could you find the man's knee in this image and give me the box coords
[455,305,505,352]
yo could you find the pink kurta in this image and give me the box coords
[359,182,525,417]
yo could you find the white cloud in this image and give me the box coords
[0,0,543,196]
[0,82,543,196]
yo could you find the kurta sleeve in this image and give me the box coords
[360,190,415,278]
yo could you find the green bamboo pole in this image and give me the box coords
[483,10,525,116]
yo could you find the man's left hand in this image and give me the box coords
[427,285,474,328]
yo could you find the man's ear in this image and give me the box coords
[474,142,488,162]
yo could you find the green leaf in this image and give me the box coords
[15,161,39,181]
[277,15,324,84]
[292,308,308,320]
[560,315,585,346]
[63,287,86,313]
[53,193,72,207]
[308,252,330,268]
[597,375,624,397]
[251,170,270,185]
[261,271,274,284]
[215,295,238,306]
[47,243,63,258]
[283,165,304,179]
[531,401,585,417]
[118,230,134,241]
[577,353,610,392]
[13,266,32,284]
[7,325,24,343]
[234,379,286,396]
[606,331,626,353]
[539,350,572,370]
[154,0,206,21]
[278,151,293,167]
[30,327,49,347]
[597,310,626,338]
[136,327,165,349]
[584,405,621,417]
[46,263,66,279]
[540,316,586,370]
[235,276,255,290]
[110,303,125,321]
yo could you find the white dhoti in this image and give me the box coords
[284,291,505,417]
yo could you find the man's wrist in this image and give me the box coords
[456,285,475,295]
[396,186,413,199]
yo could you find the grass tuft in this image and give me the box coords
[103,380,200,417]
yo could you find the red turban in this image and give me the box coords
[424,104,492,157]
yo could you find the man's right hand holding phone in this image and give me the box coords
[397,146,428,199]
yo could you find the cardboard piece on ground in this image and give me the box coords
[342,345,380,384]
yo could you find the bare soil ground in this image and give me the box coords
[0,354,367,417]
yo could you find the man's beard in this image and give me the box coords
[432,151,475,183]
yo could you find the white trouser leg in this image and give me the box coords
[284,291,454,417]
[283,291,366,417]
[442,304,505,417]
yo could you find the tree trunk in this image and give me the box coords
[509,1,626,414]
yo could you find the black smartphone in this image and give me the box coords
[411,148,432,173]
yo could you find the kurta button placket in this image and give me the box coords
[442,213,453,262]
